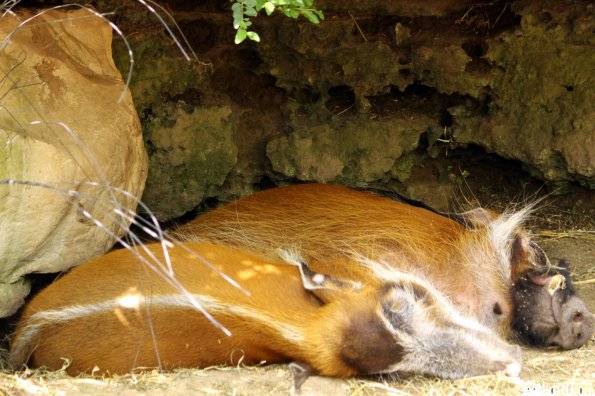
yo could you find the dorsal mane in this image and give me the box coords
[353,187,468,227]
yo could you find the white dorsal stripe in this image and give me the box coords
[10,294,304,367]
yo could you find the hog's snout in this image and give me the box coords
[550,296,594,350]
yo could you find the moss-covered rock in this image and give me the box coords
[453,1,595,187]
[255,17,412,117]
[142,104,237,219]
[267,115,432,183]
[100,0,594,214]
[112,37,206,112]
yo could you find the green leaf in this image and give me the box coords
[235,28,247,44]
[231,0,323,44]
[283,7,300,18]
[232,3,243,29]
[302,9,319,24]
[244,7,258,16]
[246,31,261,42]
[264,1,275,15]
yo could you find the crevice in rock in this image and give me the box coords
[462,39,488,58]
[367,82,487,127]
[325,85,356,115]
[210,48,285,108]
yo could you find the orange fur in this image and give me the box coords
[11,242,523,379]
[10,243,394,377]
[175,184,532,335]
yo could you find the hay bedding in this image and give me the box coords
[0,343,593,396]
[0,223,593,395]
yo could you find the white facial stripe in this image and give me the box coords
[380,327,515,378]
[359,256,486,327]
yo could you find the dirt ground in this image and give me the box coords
[0,234,593,396]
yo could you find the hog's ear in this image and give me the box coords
[522,258,572,289]
[526,271,550,286]
[296,260,363,304]
[510,233,534,280]
[524,271,566,295]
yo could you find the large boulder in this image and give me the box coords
[0,8,148,316]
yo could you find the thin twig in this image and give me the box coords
[492,2,509,29]
[348,11,367,42]
[333,103,354,117]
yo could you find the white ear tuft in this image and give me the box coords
[277,248,306,268]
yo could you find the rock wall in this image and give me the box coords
[101,0,593,219]
[453,1,594,186]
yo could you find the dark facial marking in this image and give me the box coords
[339,305,405,374]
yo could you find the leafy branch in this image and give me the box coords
[231,0,324,44]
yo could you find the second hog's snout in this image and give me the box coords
[552,295,594,350]
[511,259,594,349]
